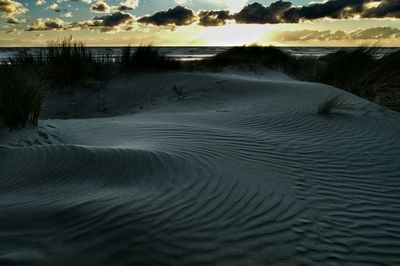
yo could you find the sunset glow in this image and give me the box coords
[0,0,399,46]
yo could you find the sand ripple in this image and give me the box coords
[1,72,400,265]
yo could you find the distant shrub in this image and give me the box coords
[202,45,291,69]
[0,66,44,129]
[120,45,181,73]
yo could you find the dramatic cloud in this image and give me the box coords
[27,18,66,31]
[26,11,134,32]
[234,1,292,24]
[0,0,28,17]
[283,0,368,22]
[72,11,134,32]
[90,0,110,13]
[138,6,196,26]
[93,11,133,27]
[198,10,231,26]
[274,26,400,41]
[282,0,400,23]
[136,0,400,27]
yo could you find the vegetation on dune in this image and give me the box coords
[201,44,400,112]
[1,40,183,129]
[8,37,110,86]
[0,66,44,129]
[201,45,291,69]
[373,51,400,111]
[317,95,346,115]
[297,47,400,112]
[119,45,181,73]
[2,39,400,129]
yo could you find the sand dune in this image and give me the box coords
[1,71,400,265]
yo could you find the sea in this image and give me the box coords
[0,46,399,62]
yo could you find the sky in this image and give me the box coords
[0,0,399,46]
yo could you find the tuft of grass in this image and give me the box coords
[0,66,44,129]
[317,95,345,115]
[120,45,181,73]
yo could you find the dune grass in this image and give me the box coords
[201,44,400,112]
[300,47,400,112]
[0,66,44,129]
[2,41,399,130]
[9,37,109,86]
[120,45,181,73]
[317,95,346,115]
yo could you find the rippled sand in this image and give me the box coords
[1,72,400,265]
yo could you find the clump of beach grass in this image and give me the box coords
[317,95,346,115]
[120,45,181,73]
[0,66,44,129]
[284,45,400,112]
[9,36,110,86]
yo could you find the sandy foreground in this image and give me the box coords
[1,71,400,265]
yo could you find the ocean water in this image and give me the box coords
[0,46,398,62]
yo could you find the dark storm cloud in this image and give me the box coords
[93,11,133,27]
[198,10,231,26]
[137,6,196,26]
[231,0,400,24]
[26,12,133,32]
[233,1,292,24]
[282,0,369,23]
[362,0,400,18]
